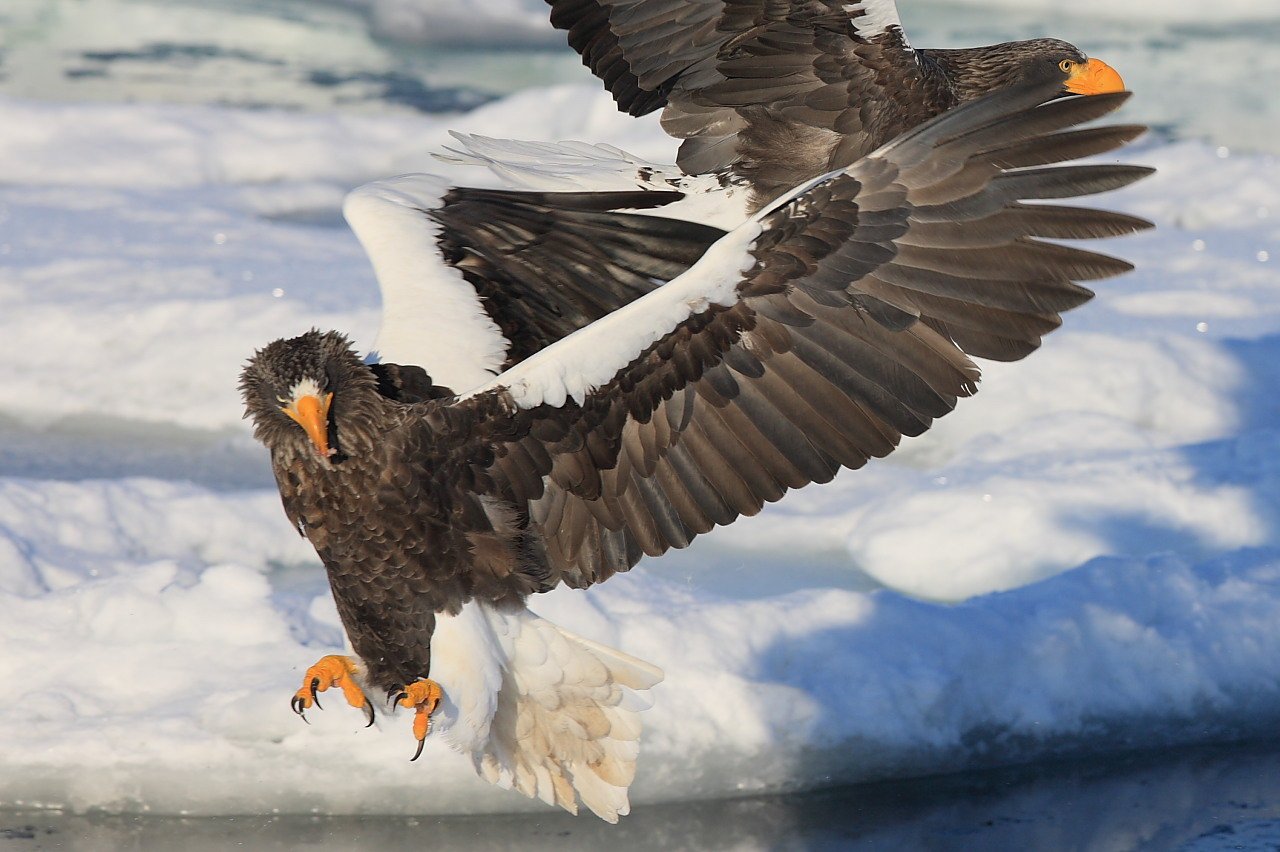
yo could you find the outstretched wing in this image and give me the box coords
[456,81,1152,590]
[546,0,935,195]
[343,175,725,389]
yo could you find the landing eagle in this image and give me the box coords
[242,0,1150,823]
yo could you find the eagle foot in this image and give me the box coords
[291,655,375,727]
[391,679,443,762]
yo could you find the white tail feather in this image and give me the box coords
[429,601,663,822]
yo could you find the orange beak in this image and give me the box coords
[283,392,335,458]
[1064,57,1125,96]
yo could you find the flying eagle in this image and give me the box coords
[544,0,1126,204]
[377,0,1128,378]
[242,81,1152,820]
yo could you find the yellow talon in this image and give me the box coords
[396,679,443,761]
[291,655,374,726]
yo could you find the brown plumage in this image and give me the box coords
[547,0,1125,204]
[243,81,1152,819]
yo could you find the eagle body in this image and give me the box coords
[275,403,456,695]
[249,351,542,693]
[244,333,667,820]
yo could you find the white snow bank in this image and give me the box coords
[0,92,1273,434]
[2,472,1278,814]
[0,88,660,429]
[334,0,559,47]
[329,0,1279,44]
[0,87,656,191]
[941,0,1277,21]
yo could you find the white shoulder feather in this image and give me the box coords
[343,174,508,391]
[461,211,765,410]
[844,0,910,45]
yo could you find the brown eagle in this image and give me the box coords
[242,81,1151,820]
[545,0,1127,204]
[382,0,1128,376]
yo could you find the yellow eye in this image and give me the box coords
[1059,59,1075,73]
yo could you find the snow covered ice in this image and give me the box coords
[1,0,1279,823]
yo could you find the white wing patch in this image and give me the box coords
[343,175,509,392]
[844,0,908,44]
[429,601,663,822]
[463,217,764,410]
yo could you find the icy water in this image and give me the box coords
[4,741,1280,850]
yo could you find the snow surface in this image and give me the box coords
[333,0,559,47]
[332,0,1280,44]
[1,28,1279,819]
[942,0,1276,21]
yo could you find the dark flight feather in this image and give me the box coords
[431,187,726,366]
[448,83,1151,592]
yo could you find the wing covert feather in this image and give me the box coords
[545,0,929,199]
[452,83,1151,591]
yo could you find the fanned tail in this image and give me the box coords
[430,602,663,822]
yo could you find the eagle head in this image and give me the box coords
[240,329,370,463]
[941,38,1125,102]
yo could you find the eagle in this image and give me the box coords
[242,80,1152,820]
[544,0,1127,204]
[375,0,1128,377]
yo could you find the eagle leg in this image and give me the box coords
[291,655,375,727]
[392,680,443,761]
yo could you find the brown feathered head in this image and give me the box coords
[240,329,377,464]
[930,38,1125,103]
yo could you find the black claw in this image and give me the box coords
[392,691,408,708]
[291,696,310,724]
[362,701,376,728]
[309,678,322,710]
[410,737,425,762]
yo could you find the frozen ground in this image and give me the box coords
[339,0,1280,42]
[0,0,1278,837]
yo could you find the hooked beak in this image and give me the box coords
[282,392,335,459]
[1064,57,1125,96]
